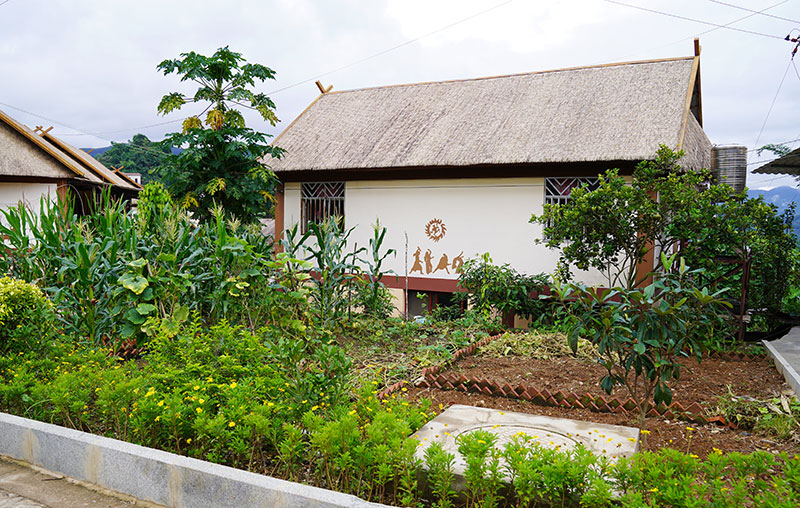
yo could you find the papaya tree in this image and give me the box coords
[155,46,284,222]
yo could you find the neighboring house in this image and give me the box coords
[0,109,140,217]
[269,45,712,317]
[123,172,143,186]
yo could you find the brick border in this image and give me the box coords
[414,371,732,426]
[379,331,760,426]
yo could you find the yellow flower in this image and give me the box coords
[640,430,651,435]
[199,398,205,404]
[186,438,192,444]
[196,407,203,413]
[157,400,164,407]
[193,385,200,391]
[155,416,161,422]
[230,382,237,389]
[686,426,695,432]
[228,421,236,427]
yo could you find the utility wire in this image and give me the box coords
[48,0,515,138]
[0,0,14,7]
[748,136,800,151]
[752,59,792,151]
[588,1,786,67]
[603,0,785,40]
[0,101,174,160]
[263,0,514,96]
[707,0,800,25]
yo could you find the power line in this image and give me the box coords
[42,0,515,138]
[264,0,514,96]
[748,136,800,151]
[752,59,792,151]
[707,0,800,25]
[0,0,14,7]
[587,0,786,68]
[603,0,785,40]
[0,101,173,160]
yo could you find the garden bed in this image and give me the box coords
[400,332,799,457]
[439,353,786,411]
[335,317,498,387]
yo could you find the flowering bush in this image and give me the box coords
[0,276,55,354]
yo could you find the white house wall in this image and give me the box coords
[0,183,58,224]
[283,178,610,287]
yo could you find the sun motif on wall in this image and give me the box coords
[425,218,446,242]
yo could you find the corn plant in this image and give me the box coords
[305,218,364,326]
[356,219,396,318]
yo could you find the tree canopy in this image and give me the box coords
[95,134,172,185]
[532,146,797,319]
[154,46,283,223]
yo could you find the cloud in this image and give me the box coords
[385,0,609,53]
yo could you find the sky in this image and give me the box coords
[1,0,799,189]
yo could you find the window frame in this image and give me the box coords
[300,182,345,233]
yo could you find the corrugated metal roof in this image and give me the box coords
[752,148,800,175]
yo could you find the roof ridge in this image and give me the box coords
[326,56,695,95]
[0,108,88,179]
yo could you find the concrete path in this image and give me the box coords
[764,326,800,396]
[0,458,152,508]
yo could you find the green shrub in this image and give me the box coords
[551,254,730,425]
[0,276,55,353]
[457,253,549,323]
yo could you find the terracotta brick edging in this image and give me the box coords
[378,331,744,428]
[376,333,505,400]
[414,370,732,427]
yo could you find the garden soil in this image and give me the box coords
[404,353,799,457]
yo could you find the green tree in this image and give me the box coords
[155,46,283,222]
[532,146,797,324]
[551,254,730,426]
[95,133,172,184]
[531,147,687,289]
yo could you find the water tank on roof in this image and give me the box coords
[712,145,747,192]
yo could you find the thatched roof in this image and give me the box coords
[42,132,142,191]
[271,56,710,176]
[0,108,140,193]
[752,148,800,176]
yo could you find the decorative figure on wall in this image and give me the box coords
[410,247,424,275]
[424,249,434,274]
[425,218,447,242]
[434,253,450,274]
[451,251,464,272]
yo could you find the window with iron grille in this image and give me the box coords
[301,182,345,232]
[543,177,600,231]
[544,177,600,206]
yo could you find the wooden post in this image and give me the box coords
[273,182,285,253]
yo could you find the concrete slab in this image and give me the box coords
[0,458,140,508]
[0,490,47,508]
[764,328,800,397]
[412,405,639,489]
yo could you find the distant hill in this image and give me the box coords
[748,186,800,239]
[82,145,182,156]
[81,146,113,156]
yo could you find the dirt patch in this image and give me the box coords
[447,354,788,409]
